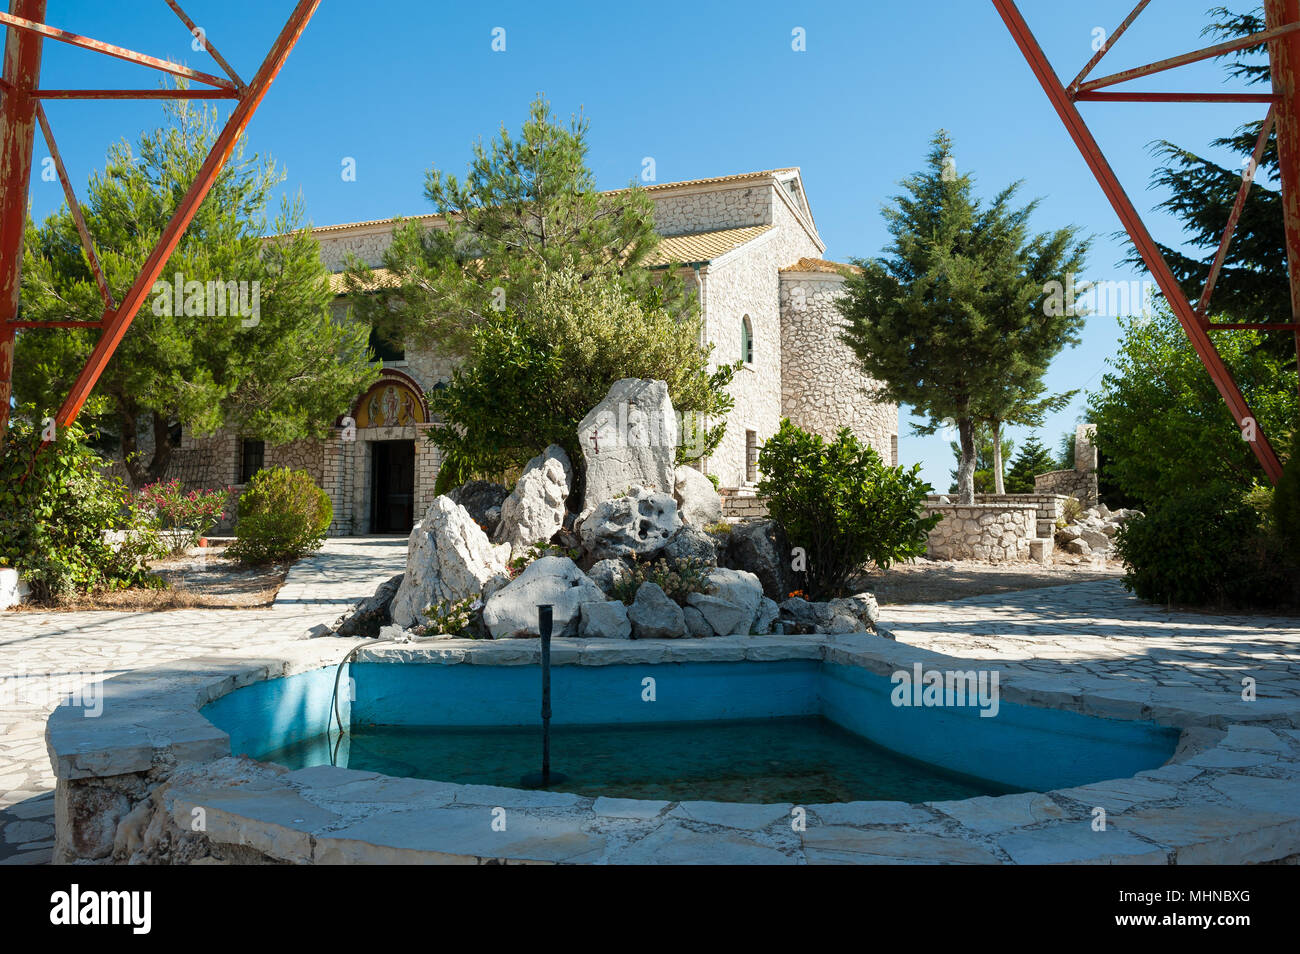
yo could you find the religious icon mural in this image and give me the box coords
[353,378,426,428]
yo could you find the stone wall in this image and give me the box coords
[778,269,897,464]
[1034,469,1098,508]
[701,190,823,488]
[719,488,769,521]
[922,502,1038,562]
[648,182,772,236]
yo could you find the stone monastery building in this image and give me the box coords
[179,168,898,535]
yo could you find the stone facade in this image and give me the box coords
[150,169,896,535]
[922,502,1038,562]
[779,266,896,464]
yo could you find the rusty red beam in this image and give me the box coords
[1198,106,1277,317]
[33,88,238,100]
[0,0,46,437]
[53,0,321,430]
[34,102,114,310]
[1078,20,1300,94]
[0,10,234,90]
[992,0,1285,483]
[1068,0,1153,93]
[163,0,246,91]
[1075,91,1278,103]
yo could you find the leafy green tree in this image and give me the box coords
[346,95,689,356]
[16,100,375,487]
[1004,435,1056,494]
[1088,306,1297,510]
[758,420,939,599]
[839,131,1090,504]
[430,268,735,493]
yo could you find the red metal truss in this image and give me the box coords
[0,0,319,445]
[992,0,1300,484]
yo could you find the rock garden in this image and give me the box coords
[334,378,881,643]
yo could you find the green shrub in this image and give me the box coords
[229,467,332,564]
[1115,484,1295,608]
[1273,431,1300,556]
[0,412,157,601]
[609,556,715,606]
[758,420,939,599]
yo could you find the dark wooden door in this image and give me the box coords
[371,440,415,532]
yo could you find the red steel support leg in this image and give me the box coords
[993,0,1285,483]
[53,0,320,430]
[1265,0,1300,401]
[0,0,44,438]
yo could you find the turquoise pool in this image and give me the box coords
[201,660,1180,803]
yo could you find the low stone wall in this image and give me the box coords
[1035,469,1098,508]
[923,502,1037,562]
[720,488,769,520]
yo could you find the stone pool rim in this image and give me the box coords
[46,632,1300,865]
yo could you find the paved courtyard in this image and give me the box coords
[3,542,1299,865]
[0,535,406,864]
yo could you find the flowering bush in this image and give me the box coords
[0,413,158,600]
[419,594,485,637]
[130,479,228,553]
[608,555,715,606]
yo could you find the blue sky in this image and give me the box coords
[26,1,1268,489]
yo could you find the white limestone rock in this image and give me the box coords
[580,600,632,639]
[662,524,718,566]
[686,567,763,636]
[683,605,714,637]
[673,465,723,527]
[579,486,681,561]
[628,581,686,639]
[753,597,779,635]
[482,556,605,638]
[586,558,628,597]
[494,445,573,550]
[578,378,678,509]
[391,497,511,629]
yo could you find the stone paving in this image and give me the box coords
[0,535,406,865]
[6,546,1300,865]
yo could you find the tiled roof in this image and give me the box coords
[305,169,799,235]
[327,225,775,294]
[646,225,772,266]
[780,257,861,276]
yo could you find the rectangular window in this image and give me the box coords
[240,439,265,484]
[891,433,899,468]
[745,429,759,483]
[368,325,405,363]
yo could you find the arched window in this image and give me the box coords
[741,315,754,365]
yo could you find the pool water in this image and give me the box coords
[259,715,1021,803]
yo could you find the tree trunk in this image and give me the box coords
[119,405,145,489]
[147,410,175,483]
[991,421,1005,495]
[955,417,977,504]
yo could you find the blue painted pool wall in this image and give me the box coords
[819,663,1180,791]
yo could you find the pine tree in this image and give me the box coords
[1005,435,1057,494]
[839,131,1090,503]
[16,100,376,487]
[346,95,690,356]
